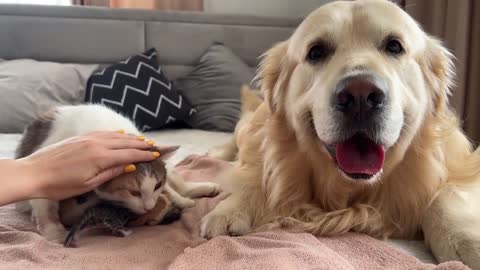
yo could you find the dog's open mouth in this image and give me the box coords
[326,133,385,180]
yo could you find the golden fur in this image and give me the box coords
[208,85,263,161]
[202,1,480,266]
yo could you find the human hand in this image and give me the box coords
[17,131,160,200]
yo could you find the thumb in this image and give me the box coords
[86,165,127,187]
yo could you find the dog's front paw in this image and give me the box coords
[200,208,252,239]
[453,233,480,269]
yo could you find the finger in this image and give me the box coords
[103,138,154,150]
[85,131,143,140]
[86,165,127,187]
[101,149,159,168]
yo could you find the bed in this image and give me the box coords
[0,4,455,269]
[0,130,438,266]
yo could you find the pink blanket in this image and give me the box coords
[0,155,468,270]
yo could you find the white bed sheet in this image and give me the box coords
[0,130,436,264]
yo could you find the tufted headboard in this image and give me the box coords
[0,4,301,79]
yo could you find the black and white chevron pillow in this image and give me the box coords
[85,48,194,131]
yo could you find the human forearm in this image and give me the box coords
[0,159,39,206]
[0,131,164,206]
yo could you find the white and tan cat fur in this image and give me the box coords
[16,104,220,241]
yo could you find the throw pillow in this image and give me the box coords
[0,59,98,133]
[174,43,255,132]
[85,48,193,131]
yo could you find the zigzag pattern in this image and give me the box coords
[94,50,157,76]
[89,62,166,101]
[86,49,193,131]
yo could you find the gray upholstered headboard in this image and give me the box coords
[0,4,300,79]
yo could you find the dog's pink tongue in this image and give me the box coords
[335,135,385,176]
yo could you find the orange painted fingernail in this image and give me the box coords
[147,140,155,146]
[137,135,145,141]
[124,164,136,173]
[117,129,125,133]
[152,151,160,158]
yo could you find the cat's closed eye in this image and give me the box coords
[129,190,141,197]
[154,182,162,190]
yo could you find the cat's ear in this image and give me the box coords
[152,145,179,160]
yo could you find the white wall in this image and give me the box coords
[203,0,332,18]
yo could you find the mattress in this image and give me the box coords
[0,130,436,264]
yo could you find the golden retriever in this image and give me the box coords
[202,0,480,268]
[208,85,263,161]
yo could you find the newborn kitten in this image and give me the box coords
[64,193,181,248]
[64,202,136,248]
[15,104,220,242]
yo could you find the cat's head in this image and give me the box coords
[94,145,178,214]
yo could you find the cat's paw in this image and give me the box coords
[200,207,251,239]
[160,206,182,224]
[175,197,195,209]
[114,229,132,237]
[188,182,221,198]
[208,146,236,161]
[40,224,67,243]
[193,182,222,197]
[202,182,221,197]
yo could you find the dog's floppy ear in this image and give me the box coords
[257,41,290,113]
[421,36,456,114]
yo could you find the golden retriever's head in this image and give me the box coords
[259,0,454,183]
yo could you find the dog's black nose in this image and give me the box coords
[334,75,387,116]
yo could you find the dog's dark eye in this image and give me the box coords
[154,182,162,190]
[307,43,332,63]
[385,39,404,55]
